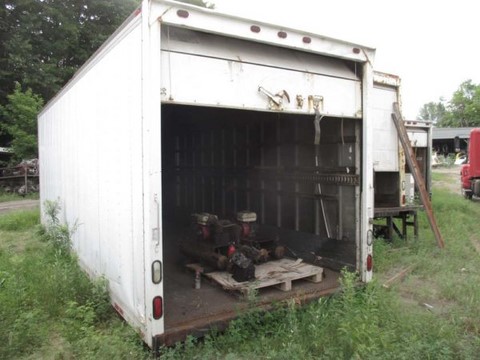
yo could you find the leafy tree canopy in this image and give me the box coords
[0,0,139,155]
[417,100,446,124]
[0,83,43,161]
[418,80,480,127]
[0,0,139,105]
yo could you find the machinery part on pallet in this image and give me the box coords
[273,245,286,259]
[198,225,210,241]
[192,213,241,248]
[193,212,218,226]
[240,223,252,238]
[237,211,257,222]
[239,245,268,263]
[180,242,229,270]
[230,251,255,282]
[285,246,299,259]
[237,211,258,241]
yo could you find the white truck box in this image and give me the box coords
[39,0,378,348]
[372,72,432,208]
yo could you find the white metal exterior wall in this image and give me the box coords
[142,0,164,346]
[372,84,400,171]
[38,16,147,334]
[361,63,374,282]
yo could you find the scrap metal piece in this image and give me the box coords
[230,251,255,282]
[296,94,304,109]
[258,86,290,110]
[308,95,324,112]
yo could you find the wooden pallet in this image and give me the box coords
[205,258,323,295]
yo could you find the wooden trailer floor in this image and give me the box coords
[162,257,340,345]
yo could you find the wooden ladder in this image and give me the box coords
[391,103,445,248]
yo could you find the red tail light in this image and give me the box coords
[402,194,406,205]
[366,254,373,272]
[153,296,163,319]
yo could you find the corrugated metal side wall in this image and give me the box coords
[38,19,146,330]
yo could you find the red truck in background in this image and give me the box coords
[461,128,480,199]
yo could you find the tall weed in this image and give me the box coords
[39,199,78,255]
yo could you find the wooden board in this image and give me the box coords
[205,258,323,294]
[392,103,445,248]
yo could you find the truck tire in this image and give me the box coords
[464,190,473,199]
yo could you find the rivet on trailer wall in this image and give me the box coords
[250,25,261,33]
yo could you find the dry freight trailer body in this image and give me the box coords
[39,0,380,348]
[372,72,432,239]
[372,72,432,208]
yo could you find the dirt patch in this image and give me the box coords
[0,199,39,214]
[397,276,457,316]
[469,236,480,254]
[432,165,462,195]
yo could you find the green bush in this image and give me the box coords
[0,82,43,162]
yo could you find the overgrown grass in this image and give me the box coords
[159,170,480,359]
[0,208,39,231]
[2,169,480,358]
[161,271,474,359]
[0,208,148,359]
[0,190,39,202]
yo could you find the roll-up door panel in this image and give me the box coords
[160,26,362,117]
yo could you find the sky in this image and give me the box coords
[212,0,480,119]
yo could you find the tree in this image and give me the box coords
[443,80,480,127]
[0,0,139,106]
[417,100,446,124]
[0,0,139,150]
[419,80,480,128]
[0,83,44,161]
